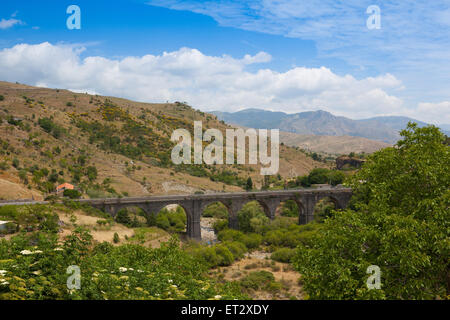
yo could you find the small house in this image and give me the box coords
[56,183,74,194]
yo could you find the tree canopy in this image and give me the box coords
[293,123,449,299]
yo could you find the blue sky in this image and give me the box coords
[0,0,449,124]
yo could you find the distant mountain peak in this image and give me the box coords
[212,108,449,143]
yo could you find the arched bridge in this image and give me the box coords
[79,188,352,240]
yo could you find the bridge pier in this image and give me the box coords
[186,200,202,240]
[299,195,316,225]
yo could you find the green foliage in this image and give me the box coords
[115,209,132,226]
[63,189,81,199]
[296,168,345,187]
[245,177,253,191]
[0,205,59,233]
[215,245,234,266]
[0,230,247,300]
[212,219,229,233]
[237,201,269,233]
[0,161,9,171]
[217,229,262,249]
[153,207,186,233]
[308,168,330,184]
[239,271,275,291]
[271,248,296,263]
[38,118,65,139]
[294,123,450,299]
[113,232,120,243]
[12,158,19,169]
[188,240,248,269]
[209,169,246,187]
[281,200,299,217]
[313,198,336,222]
[74,115,172,165]
[86,166,97,181]
[202,202,228,219]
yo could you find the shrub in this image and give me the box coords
[12,158,19,169]
[202,202,228,219]
[237,201,267,233]
[115,209,132,226]
[0,161,9,171]
[191,246,219,268]
[215,245,234,266]
[217,229,244,242]
[241,233,262,249]
[281,200,298,217]
[113,232,120,243]
[271,248,296,263]
[0,205,18,219]
[213,219,228,233]
[240,271,275,290]
[217,229,262,250]
[63,189,81,199]
[223,241,247,259]
[155,213,170,230]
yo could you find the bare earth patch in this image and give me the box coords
[58,210,134,244]
[219,253,305,300]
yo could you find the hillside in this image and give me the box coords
[279,131,390,155]
[213,109,450,144]
[0,81,326,200]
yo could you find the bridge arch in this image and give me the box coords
[275,198,305,219]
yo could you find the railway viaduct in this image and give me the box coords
[78,188,353,240]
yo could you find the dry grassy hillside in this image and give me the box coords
[0,81,326,200]
[280,131,390,156]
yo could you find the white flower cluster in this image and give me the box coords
[0,270,8,286]
[20,249,43,255]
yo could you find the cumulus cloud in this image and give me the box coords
[147,1,450,106]
[411,101,450,124]
[2,41,442,122]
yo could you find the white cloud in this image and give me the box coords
[147,1,450,105]
[0,18,23,30]
[411,101,450,124]
[2,41,444,122]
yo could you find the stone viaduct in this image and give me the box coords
[79,188,352,240]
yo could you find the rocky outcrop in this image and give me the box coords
[336,156,365,170]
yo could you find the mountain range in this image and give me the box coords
[212,109,450,144]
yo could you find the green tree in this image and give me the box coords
[245,177,253,191]
[308,168,329,184]
[327,170,345,186]
[63,189,81,199]
[293,123,450,299]
[12,158,19,169]
[86,166,98,181]
[113,232,120,243]
[238,202,268,233]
